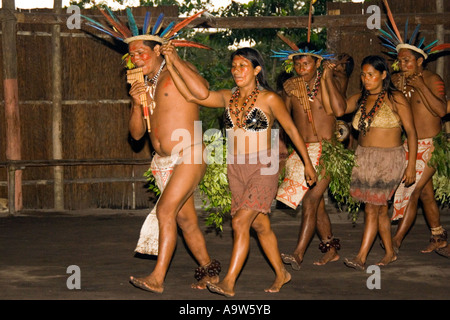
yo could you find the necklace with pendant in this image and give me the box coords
[144,59,166,115]
[228,87,260,128]
[358,90,386,136]
[305,70,322,102]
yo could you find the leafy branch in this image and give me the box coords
[315,138,361,222]
[429,132,450,207]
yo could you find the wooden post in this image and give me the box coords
[435,0,444,79]
[52,0,64,210]
[2,0,22,214]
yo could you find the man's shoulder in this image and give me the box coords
[422,69,442,81]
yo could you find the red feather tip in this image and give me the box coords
[167,10,206,39]
[277,32,300,51]
[171,40,212,50]
[429,43,450,52]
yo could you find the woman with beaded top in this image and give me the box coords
[344,55,417,270]
[161,44,317,297]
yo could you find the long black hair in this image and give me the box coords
[358,55,398,106]
[230,47,273,91]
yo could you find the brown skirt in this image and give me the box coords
[350,145,405,206]
[227,150,279,216]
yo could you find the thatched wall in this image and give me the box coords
[0,6,178,210]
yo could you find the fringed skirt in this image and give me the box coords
[350,145,405,206]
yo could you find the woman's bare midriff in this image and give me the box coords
[358,127,403,148]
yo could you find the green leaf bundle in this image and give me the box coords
[315,138,361,222]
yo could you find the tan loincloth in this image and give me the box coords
[276,142,322,209]
[135,153,180,255]
[392,138,434,221]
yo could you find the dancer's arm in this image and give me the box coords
[161,42,229,108]
[394,91,417,186]
[269,92,318,185]
[160,41,210,100]
[321,61,346,117]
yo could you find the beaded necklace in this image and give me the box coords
[305,70,322,102]
[358,89,386,136]
[397,73,419,98]
[228,87,260,128]
[144,59,166,115]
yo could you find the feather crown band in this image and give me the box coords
[81,7,210,49]
[271,32,334,73]
[379,18,437,60]
[379,0,449,60]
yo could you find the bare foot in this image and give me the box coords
[435,245,450,258]
[313,249,340,266]
[376,253,397,266]
[421,240,447,253]
[207,280,235,298]
[391,237,401,253]
[281,253,302,271]
[129,275,164,293]
[191,275,219,290]
[264,269,291,293]
[344,257,365,271]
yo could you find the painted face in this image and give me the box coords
[231,55,258,87]
[397,48,421,75]
[128,40,159,76]
[360,64,385,92]
[293,55,318,81]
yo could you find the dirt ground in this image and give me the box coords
[0,200,448,316]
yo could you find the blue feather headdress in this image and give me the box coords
[271,32,334,73]
[81,7,210,49]
[379,0,445,60]
[379,18,437,60]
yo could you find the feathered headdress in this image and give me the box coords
[271,1,333,73]
[81,7,210,49]
[271,33,334,73]
[379,0,450,60]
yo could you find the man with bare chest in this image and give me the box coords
[81,8,220,295]
[275,44,347,268]
[126,39,222,293]
[391,48,448,254]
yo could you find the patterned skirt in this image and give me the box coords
[227,150,279,216]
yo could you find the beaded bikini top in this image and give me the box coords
[224,87,269,132]
[224,107,269,132]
